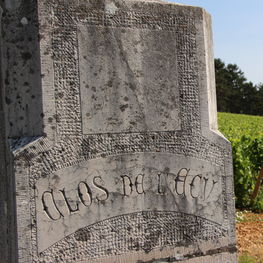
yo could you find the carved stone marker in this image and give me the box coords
[0,0,237,262]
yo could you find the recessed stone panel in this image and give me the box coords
[78,25,180,134]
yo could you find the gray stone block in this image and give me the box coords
[0,0,237,262]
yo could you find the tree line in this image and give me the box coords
[215,58,263,116]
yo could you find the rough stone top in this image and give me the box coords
[2,0,207,17]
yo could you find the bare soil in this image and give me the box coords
[236,212,263,262]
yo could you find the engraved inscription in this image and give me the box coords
[41,168,218,221]
[36,153,223,252]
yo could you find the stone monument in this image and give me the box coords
[0,0,237,262]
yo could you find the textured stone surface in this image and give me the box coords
[0,0,237,262]
[78,24,181,134]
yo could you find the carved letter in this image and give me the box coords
[157,173,166,195]
[93,176,109,202]
[59,188,79,214]
[135,174,145,194]
[121,175,133,196]
[42,190,63,221]
[78,181,92,206]
[190,174,202,198]
[174,168,189,196]
[204,178,217,200]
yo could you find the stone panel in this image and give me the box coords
[36,153,225,253]
[78,25,180,134]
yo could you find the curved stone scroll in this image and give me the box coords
[39,211,227,263]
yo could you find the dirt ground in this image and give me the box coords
[236,211,263,262]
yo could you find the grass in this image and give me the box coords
[239,254,259,263]
[218,112,263,139]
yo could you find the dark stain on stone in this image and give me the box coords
[48,117,53,123]
[73,230,89,243]
[38,33,44,41]
[18,36,25,42]
[107,80,113,87]
[120,104,128,112]
[21,51,32,60]
[164,167,170,173]
[53,114,59,121]
[40,113,44,118]
[5,97,12,105]
[27,152,36,160]
[52,174,60,183]
[124,96,129,101]
[106,248,112,255]
[91,86,96,92]
[128,241,140,252]
[129,83,136,91]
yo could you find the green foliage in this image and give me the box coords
[218,113,263,211]
[215,58,263,116]
[238,253,257,263]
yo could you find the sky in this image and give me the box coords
[170,0,263,85]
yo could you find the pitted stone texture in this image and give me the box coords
[39,211,227,263]
[0,0,237,262]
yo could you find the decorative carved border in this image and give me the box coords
[39,211,227,263]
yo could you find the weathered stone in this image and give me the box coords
[0,0,237,262]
